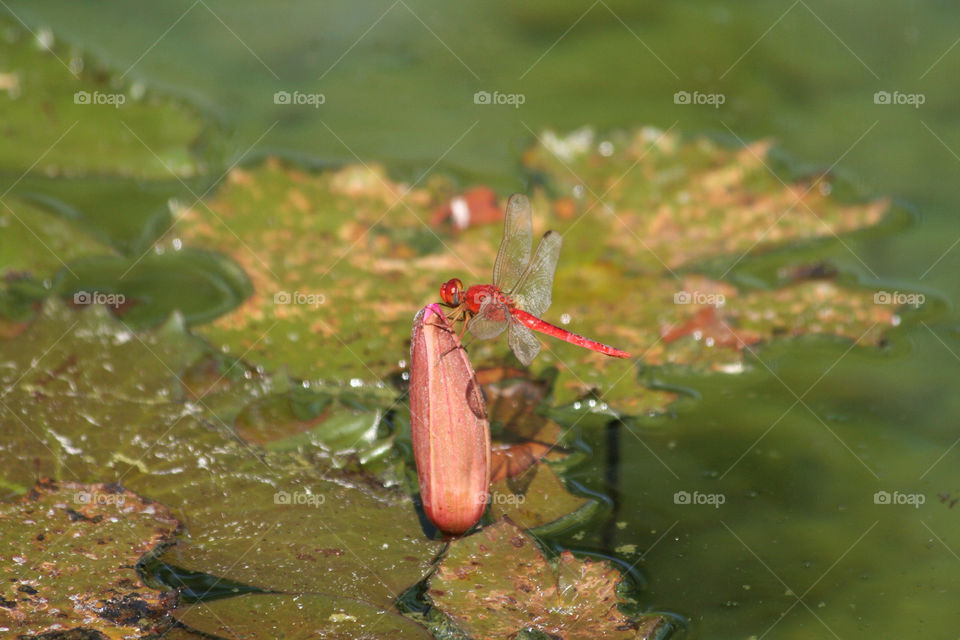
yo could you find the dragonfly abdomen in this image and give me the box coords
[511,308,631,359]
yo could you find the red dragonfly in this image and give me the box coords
[439,194,631,366]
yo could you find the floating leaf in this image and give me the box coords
[0,299,442,613]
[168,126,908,414]
[52,248,253,329]
[173,593,433,640]
[157,461,438,608]
[167,159,446,384]
[489,464,600,535]
[0,480,179,638]
[0,196,112,277]
[429,519,670,640]
[0,21,216,179]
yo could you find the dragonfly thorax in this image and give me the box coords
[465,284,514,314]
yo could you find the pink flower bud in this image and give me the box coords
[410,304,490,535]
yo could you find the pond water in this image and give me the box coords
[3,1,959,637]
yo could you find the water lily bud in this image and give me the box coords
[410,304,490,535]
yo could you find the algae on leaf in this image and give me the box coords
[429,519,671,640]
[0,480,179,638]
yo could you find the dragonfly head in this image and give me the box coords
[440,278,464,307]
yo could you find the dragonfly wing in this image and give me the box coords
[510,230,562,318]
[466,295,509,340]
[508,321,542,366]
[492,194,533,292]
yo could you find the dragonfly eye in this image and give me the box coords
[440,278,463,306]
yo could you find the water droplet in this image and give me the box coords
[130,81,146,101]
[349,378,363,388]
[35,27,54,51]
[598,140,614,156]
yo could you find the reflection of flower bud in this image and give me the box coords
[410,304,490,535]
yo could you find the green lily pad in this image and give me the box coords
[428,519,671,640]
[489,464,601,535]
[51,248,253,329]
[0,20,215,179]
[0,195,113,277]
[0,479,179,638]
[157,461,438,607]
[165,159,446,385]
[173,593,433,640]
[0,299,441,614]
[168,127,905,414]
[524,129,888,271]
[11,174,203,254]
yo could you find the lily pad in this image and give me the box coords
[167,127,906,414]
[428,519,671,640]
[165,159,446,384]
[156,460,438,607]
[173,593,433,640]
[0,299,441,615]
[0,20,215,179]
[11,174,203,254]
[0,479,179,638]
[51,248,253,329]
[489,464,601,535]
[0,196,113,277]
